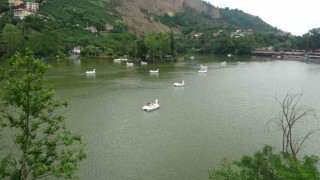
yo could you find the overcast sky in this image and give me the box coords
[207,0,320,36]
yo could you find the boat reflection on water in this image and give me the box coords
[72,59,81,66]
[149,72,159,77]
[85,73,96,78]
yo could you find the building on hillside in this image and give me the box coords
[14,8,31,19]
[245,29,254,34]
[104,23,113,31]
[231,29,245,38]
[84,26,97,33]
[213,30,223,37]
[194,32,203,39]
[187,32,204,40]
[73,46,81,54]
[8,0,23,7]
[26,2,39,12]
[255,46,273,51]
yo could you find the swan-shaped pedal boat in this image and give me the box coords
[200,65,208,69]
[174,80,185,87]
[142,99,160,111]
[86,69,96,74]
[141,61,148,65]
[149,69,159,73]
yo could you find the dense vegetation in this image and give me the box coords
[0,0,135,57]
[209,92,320,179]
[294,28,320,50]
[219,8,276,33]
[209,146,320,179]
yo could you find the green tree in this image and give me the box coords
[0,50,86,179]
[2,24,24,55]
[135,38,147,59]
[26,31,60,57]
[234,34,255,54]
[41,31,60,56]
[0,0,9,13]
[24,16,45,31]
[27,31,44,56]
[145,31,171,61]
[169,31,176,56]
[209,146,320,180]
[81,45,100,57]
[211,32,234,54]
[307,28,320,50]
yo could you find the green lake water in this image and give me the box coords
[3,55,320,179]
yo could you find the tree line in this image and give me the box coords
[1,22,320,63]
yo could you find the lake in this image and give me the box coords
[3,55,320,179]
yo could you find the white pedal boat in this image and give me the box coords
[142,99,160,111]
[86,69,96,74]
[200,65,208,69]
[174,80,185,87]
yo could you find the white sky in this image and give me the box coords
[207,0,320,36]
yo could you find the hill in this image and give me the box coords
[115,0,221,34]
[114,0,275,35]
[0,0,280,57]
[32,0,275,36]
[219,8,276,33]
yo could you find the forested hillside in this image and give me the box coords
[219,8,275,33]
[1,0,316,59]
[36,0,134,53]
[0,0,136,57]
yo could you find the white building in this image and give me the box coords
[26,2,39,12]
[14,8,31,20]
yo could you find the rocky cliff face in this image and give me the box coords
[184,0,220,18]
[116,0,220,35]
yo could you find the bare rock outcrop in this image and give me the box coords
[115,0,220,35]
